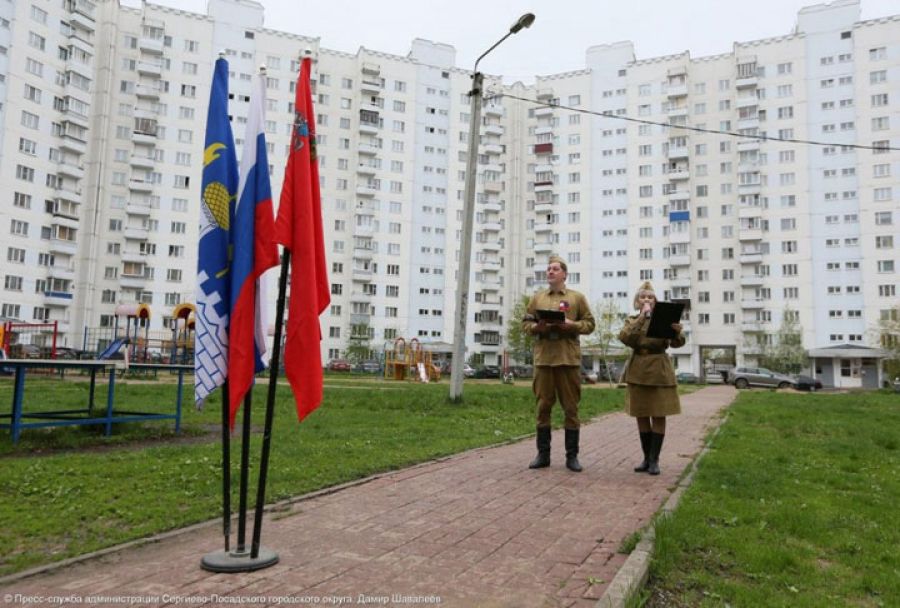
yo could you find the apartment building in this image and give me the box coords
[0,0,896,386]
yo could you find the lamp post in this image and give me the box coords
[450,13,535,402]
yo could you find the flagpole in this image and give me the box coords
[236,391,253,551]
[221,381,231,552]
[251,249,290,558]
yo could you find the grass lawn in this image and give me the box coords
[642,389,900,607]
[0,375,623,576]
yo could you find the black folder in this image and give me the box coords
[646,301,684,339]
[536,309,566,323]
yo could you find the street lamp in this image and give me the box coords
[450,13,536,402]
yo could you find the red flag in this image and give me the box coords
[275,56,330,422]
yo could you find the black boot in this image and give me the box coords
[634,431,652,472]
[565,428,582,472]
[647,432,665,476]
[528,427,551,469]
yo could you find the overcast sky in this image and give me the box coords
[131,0,896,82]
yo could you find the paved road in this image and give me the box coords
[1,386,735,607]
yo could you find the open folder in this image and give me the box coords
[536,309,566,323]
[646,301,684,339]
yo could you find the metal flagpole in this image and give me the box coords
[236,391,253,551]
[250,250,290,559]
[220,382,231,552]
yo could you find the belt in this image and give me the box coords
[536,333,577,341]
[634,348,664,355]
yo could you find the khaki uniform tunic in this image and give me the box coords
[618,314,685,417]
[522,287,595,429]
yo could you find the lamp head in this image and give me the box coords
[510,13,536,34]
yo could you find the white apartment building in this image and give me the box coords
[0,0,896,386]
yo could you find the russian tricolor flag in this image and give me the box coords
[227,70,279,428]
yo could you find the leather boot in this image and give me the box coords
[565,428,582,472]
[647,432,665,476]
[528,426,551,469]
[634,431,652,472]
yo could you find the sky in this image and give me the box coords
[128,0,897,82]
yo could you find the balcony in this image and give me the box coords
[130,154,155,170]
[737,116,760,130]
[358,121,380,135]
[737,205,762,220]
[350,291,373,303]
[119,274,147,289]
[356,163,377,176]
[534,106,554,117]
[737,182,761,196]
[59,136,87,155]
[735,75,758,89]
[126,201,152,216]
[481,221,502,233]
[481,280,502,292]
[668,231,691,245]
[741,299,765,310]
[480,299,502,310]
[135,83,162,99]
[534,221,555,234]
[48,238,78,255]
[356,184,378,197]
[669,277,691,290]
[121,250,148,263]
[483,181,503,193]
[668,145,689,160]
[48,265,76,281]
[132,131,157,146]
[668,105,689,119]
[668,254,691,266]
[43,291,74,307]
[353,247,374,260]
[129,178,154,193]
[359,79,383,94]
[357,143,380,156]
[482,201,502,213]
[138,36,164,54]
[741,322,767,333]
[739,228,763,241]
[124,227,150,241]
[739,252,763,264]
[137,60,163,77]
[481,143,504,155]
[484,124,504,136]
[667,168,690,181]
[69,0,96,29]
[534,242,554,254]
[668,190,690,203]
[534,143,553,155]
[51,215,79,230]
[352,268,373,282]
[480,239,501,252]
[534,201,554,214]
[740,274,765,287]
[361,62,380,76]
[57,162,85,180]
[666,84,688,98]
[534,182,554,193]
[736,96,758,109]
[737,139,760,152]
[354,222,375,236]
[484,104,503,118]
[478,260,501,272]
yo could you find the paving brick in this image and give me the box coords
[0,387,734,607]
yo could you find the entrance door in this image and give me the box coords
[839,358,862,388]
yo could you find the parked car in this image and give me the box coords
[11,344,42,359]
[676,372,700,384]
[0,347,12,374]
[354,360,382,374]
[326,359,352,372]
[794,375,823,392]
[463,363,476,378]
[727,366,795,389]
[509,364,534,379]
[581,368,598,384]
[473,365,501,379]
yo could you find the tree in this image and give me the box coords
[874,301,900,380]
[759,307,806,374]
[344,322,373,363]
[586,298,625,386]
[505,294,534,364]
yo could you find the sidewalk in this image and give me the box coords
[1,386,735,608]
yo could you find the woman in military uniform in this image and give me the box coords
[618,281,684,475]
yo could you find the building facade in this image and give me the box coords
[0,0,896,385]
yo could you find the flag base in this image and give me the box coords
[200,547,279,573]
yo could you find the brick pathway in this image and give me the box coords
[1,386,735,608]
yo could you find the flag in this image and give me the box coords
[227,71,279,427]
[275,56,330,422]
[195,57,237,407]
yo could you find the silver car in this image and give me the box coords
[727,366,795,389]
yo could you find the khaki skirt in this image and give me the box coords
[624,383,681,417]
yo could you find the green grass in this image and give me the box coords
[644,390,900,607]
[0,375,622,576]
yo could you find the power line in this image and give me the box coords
[488,92,900,152]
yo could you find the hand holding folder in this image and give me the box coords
[646,301,684,339]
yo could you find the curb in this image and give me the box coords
[596,408,730,608]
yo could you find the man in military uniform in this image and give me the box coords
[522,256,595,472]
